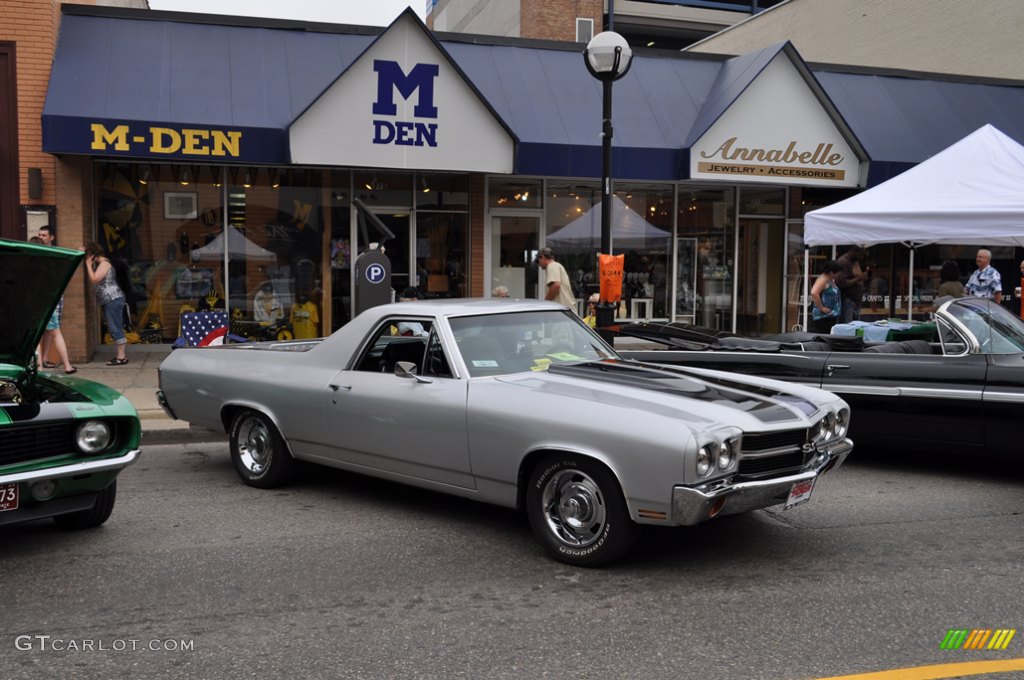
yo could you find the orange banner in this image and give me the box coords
[598,253,624,303]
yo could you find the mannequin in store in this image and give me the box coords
[290,292,320,339]
[253,282,284,323]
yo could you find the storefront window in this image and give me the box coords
[416,173,468,211]
[353,170,413,207]
[542,182,671,318]
[415,213,468,298]
[678,186,735,330]
[612,184,672,319]
[490,178,542,209]
[490,213,540,299]
[95,163,227,345]
[739,187,785,216]
[794,187,858,218]
[95,163,332,345]
[545,182,600,308]
[328,171,353,331]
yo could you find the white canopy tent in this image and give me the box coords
[191,225,277,262]
[547,195,670,251]
[801,124,1024,327]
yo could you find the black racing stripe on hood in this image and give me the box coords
[547,360,818,422]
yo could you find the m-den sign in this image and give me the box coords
[697,136,847,181]
[371,59,439,148]
[90,124,243,157]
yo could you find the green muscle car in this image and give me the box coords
[1,239,140,529]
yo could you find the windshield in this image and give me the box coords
[942,298,1024,354]
[449,310,618,377]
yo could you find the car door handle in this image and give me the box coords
[826,364,851,371]
[329,384,352,391]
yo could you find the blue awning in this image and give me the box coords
[446,42,720,180]
[814,70,1024,185]
[44,12,373,164]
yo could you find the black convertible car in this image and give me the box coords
[617,297,1021,453]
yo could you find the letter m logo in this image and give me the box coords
[372,60,439,119]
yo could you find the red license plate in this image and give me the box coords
[785,479,815,509]
[0,483,18,512]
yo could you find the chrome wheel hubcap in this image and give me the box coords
[541,469,606,548]
[236,417,272,474]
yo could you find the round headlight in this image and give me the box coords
[696,446,713,477]
[810,418,825,442]
[823,412,837,440]
[76,420,112,454]
[835,409,850,438]
[717,440,736,471]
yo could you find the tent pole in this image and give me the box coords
[907,245,915,321]
[803,246,810,331]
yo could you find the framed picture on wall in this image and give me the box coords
[164,192,198,220]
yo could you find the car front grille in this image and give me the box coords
[737,428,811,480]
[0,423,78,468]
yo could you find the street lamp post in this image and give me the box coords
[584,31,633,328]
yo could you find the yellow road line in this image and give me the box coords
[815,658,1024,680]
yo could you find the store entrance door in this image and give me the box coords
[489,213,541,299]
[359,211,410,298]
[736,217,785,335]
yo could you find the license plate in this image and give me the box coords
[785,478,815,509]
[0,483,18,512]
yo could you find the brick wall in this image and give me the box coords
[4,0,61,212]
[53,155,94,362]
[521,0,603,42]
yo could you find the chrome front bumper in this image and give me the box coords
[0,449,141,485]
[671,438,853,526]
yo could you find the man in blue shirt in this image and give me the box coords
[965,249,1002,304]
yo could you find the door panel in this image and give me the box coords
[982,354,1024,450]
[821,353,987,447]
[324,371,475,488]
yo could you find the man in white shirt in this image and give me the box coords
[535,247,576,311]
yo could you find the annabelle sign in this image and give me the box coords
[290,10,514,172]
[690,52,863,187]
[698,138,847,181]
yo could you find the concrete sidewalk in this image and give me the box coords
[59,345,223,446]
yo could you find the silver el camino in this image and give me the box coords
[157,299,852,566]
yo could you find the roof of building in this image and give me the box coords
[43,5,1024,185]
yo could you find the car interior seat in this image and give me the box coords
[897,339,934,354]
[862,342,908,353]
[380,339,427,373]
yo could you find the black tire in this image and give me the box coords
[54,480,117,530]
[229,410,297,488]
[526,454,638,567]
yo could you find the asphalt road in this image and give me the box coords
[2,443,1023,680]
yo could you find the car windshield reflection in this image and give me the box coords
[942,298,1024,354]
[450,310,618,377]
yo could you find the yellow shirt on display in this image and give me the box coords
[290,301,320,339]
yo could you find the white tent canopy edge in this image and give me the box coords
[800,124,1024,327]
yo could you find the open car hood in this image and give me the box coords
[0,239,83,367]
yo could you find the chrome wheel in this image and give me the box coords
[540,469,607,548]
[235,415,273,475]
[229,410,297,488]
